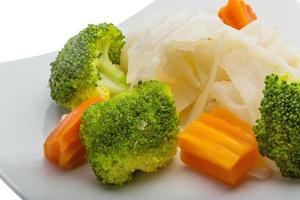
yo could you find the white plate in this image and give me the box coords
[1,0,300,199]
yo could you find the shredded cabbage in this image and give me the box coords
[124,10,226,85]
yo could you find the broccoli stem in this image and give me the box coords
[97,54,128,95]
[97,73,128,95]
[93,36,128,95]
[98,55,127,83]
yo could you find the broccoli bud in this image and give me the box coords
[253,74,300,177]
[49,23,128,110]
[80,80,179,185]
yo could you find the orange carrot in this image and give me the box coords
[210,107,253,134]
[218,0,257,30]
[199,111,257,146]
[179,108,259,186]
[44,96,103,169]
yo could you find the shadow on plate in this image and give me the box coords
[98,159,180,191]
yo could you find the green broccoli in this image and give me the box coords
[253,74,300,177]
[49,23,128,110]
[80,80,179,185]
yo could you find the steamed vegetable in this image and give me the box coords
[179,108,259,186]
[80,80,179,185]
[206,108,256,145]
[241,21,300,68]
[219,0,257,29]
[49,23,128,110]
[44,96,103,169]
[254,74,300,177]
[124,11,226,86]
[211,27,300,125]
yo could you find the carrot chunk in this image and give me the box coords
[218,0,257,29]
[179,108,259,186]
[44,96,103,169]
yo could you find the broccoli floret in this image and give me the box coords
[253,74,300,177]
[49,23,128,110]
[80,80,179,185]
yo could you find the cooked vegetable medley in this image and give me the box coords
[43,0,300,187]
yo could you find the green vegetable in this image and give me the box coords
[49,23,128,110]
[253,74,300,177]
[80,80,179,185]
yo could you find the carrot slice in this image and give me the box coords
[218,0,257,30]
[199,112,257,146]
[179,108,259,186]
[210,107,253,134]
[183,122,251,156]
[180,150,256,186]
[44,96,103,169]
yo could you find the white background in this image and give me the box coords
[0,0,153,63]
[0,0,152,199]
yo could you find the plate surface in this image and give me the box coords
[1,0,300,199]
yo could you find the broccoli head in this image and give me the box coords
[80,80,179,185]
[49,23,128,110]
[253,74,300,177]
